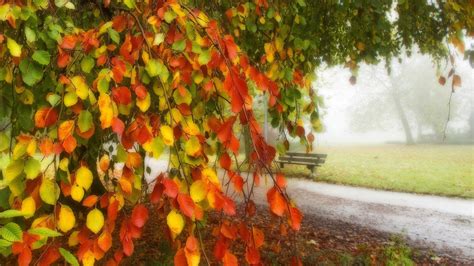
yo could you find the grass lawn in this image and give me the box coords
[278,145,474,198]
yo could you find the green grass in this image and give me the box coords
[279,145,474,198]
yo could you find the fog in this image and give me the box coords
[314,53,474,146]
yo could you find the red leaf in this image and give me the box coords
[186,236,199,252]
[18,248,32,266]
[178,194,195,218]
[162,178,178,198]
[38,246,60,266]
[122,236,134,256]
[111,58,127,83]
[219,153,231,170]
[133,85,147,100]
[267,187,286,216]
[224,68,249,113]
[245,247,260,265]
[229,172,244,193]
[131,204,149,228]
[112,117,125,136]
[112,86,132,105]
[174,248,187,266]
[35,107,58,128]
[223,35,238,60]
[222,196,236,216]
[150,183,163,204]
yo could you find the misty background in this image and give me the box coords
[314,53,473,146]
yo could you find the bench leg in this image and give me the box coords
[280,163,284,168]
[308,166,316,178]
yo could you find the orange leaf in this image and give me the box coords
[223,251,238,266]
[267,187,286,216]
[452,74,461,87]
[58,120,75,141]
[252,227,264,248]
[289,207,303,231]
[82,195,99,208]
[60,35,78,50]
[62,135,77,154]
[276,173,287,188]
[98,230,113,252]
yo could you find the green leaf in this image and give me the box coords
[29,227,62,237]
[107,28,120,44]
[0,209,24,219]
[0,239,12,247]
[0,133,9,152]
[24,158,41,180]
[59,248,80,266]
[54,0,67,7]
[151,137,165,158]
[80,55,95,73]
[7,38,22,57]
[25,26,37,43]
[153,33,165,46]
[198,49,211,65]
[32,50,51,65]
[19,59,43,86]
[172,39,186,52]
[164,11,176,23]
[145,59,163,78]
[124,0,136,9]
[3,160,24,183]
[0,223,23,242]
[47,93,61,106]
[78,110,93,133]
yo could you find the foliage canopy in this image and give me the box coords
[0,0,471,265]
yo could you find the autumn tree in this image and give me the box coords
[0,0,471,265]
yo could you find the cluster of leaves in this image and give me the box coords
[0,0,304,265]
[0,0,470,265]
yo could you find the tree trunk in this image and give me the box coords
[243,125,252,163]
[391,92,415,145]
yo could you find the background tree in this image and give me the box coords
[0,0,471,265]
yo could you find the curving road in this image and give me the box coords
[247,178,474,261]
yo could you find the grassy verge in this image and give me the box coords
[277,145,474,198]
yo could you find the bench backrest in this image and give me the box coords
[278,152,326,164]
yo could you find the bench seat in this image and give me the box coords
[276,152,327,175]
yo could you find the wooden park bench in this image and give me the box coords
[276,152,327,176]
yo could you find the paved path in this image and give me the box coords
[248,178,474,260]
[145,158,474,260]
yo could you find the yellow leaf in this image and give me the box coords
[190,180,206,203]
[136,92,151,112]
[184,136,201,157]
[160,125,174,146]
[83,250,95,266]
[71,184,84,202]
[59,158,69,172]
[166,209,184,236]
[64,92,78,107]
[58,205,76,233]
[21,196,36,218]
[7,37,22,57]
[68,231,79,246]
[70,76,89,100]
[40,178,60,205]
[26,139,37,156]
[76,166,93,190]
[86,209,104,234]
[202,168,220,186]
[183,120,200,135]
[98,93,113,128]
